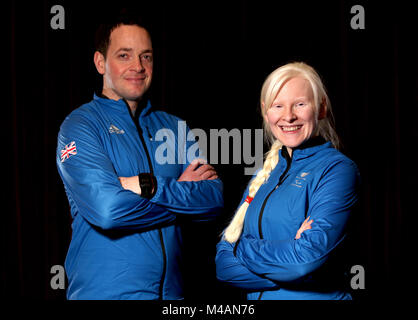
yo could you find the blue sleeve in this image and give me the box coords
[235,160,360,282]
[215,241,279,290]
[215,177,277,290]
[150,124,223,220]
[56,114,176,230]
[151,177,223,215]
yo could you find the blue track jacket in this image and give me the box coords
[56,94,223,299]
[215,138,359,300]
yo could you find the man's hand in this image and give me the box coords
[119,159,217,194]
[178,158,218,182]
[118,176,141,195]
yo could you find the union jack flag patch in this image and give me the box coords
[60,141,77,163]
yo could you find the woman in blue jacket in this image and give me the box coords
[215,62,360,300]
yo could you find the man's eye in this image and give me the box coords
[119,53,129,59]
[141,54,153,62]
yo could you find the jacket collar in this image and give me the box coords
[280,136,333,161]
[93,93,153,118]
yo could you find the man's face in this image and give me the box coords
[95,25,153,103]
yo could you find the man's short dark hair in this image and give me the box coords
[94,10,151,58]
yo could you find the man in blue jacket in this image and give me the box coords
[56,14,223,299]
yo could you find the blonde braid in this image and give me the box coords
[223,140,282,243]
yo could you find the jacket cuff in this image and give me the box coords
[150,175,165,202]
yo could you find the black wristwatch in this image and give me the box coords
[138,173,157,199]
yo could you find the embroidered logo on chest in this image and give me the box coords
[109,124,125,134]
[291,171,310,188]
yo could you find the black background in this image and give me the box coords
[5,0,417,303]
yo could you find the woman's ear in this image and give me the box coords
[262,102,269,122]
[94,51,106,75]
[318,98,327,120]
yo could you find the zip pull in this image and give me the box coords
[146,127,153,141]
[141,124,153,141]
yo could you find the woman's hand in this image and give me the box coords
[295,216,313,239]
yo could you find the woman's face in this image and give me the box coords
[265,77,320,154]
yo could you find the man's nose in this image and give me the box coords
[131,57,145,73]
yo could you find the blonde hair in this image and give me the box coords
[223,62,340,243]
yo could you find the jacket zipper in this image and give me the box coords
[123,99,154,175]
[158,229,167,300]
[257,147,292,239]
[257,147,292,300]
[123,99,167,299]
